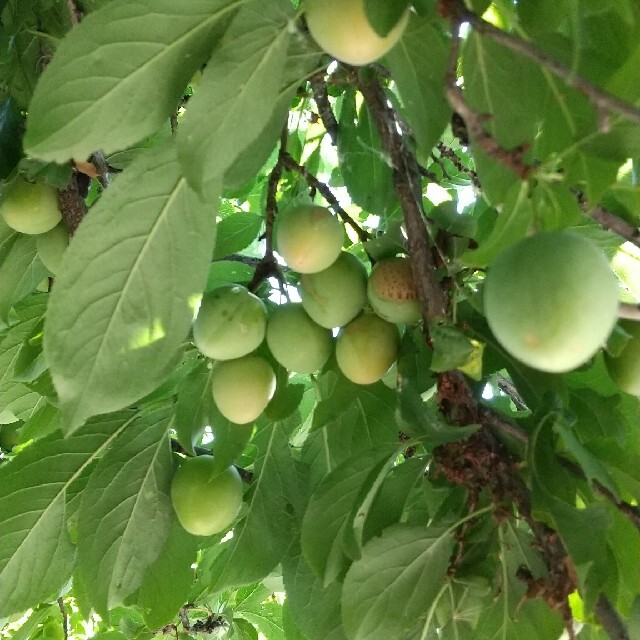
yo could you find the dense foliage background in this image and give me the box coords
[1,1,640,639]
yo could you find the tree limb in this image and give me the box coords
[310,71,339,145]
[357,75,448,321]
[595,594,631,640]
[619,303,640,322]
[444,0,640,129]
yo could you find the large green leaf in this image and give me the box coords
[135,519,200,630]
[301,447,397,585]
[204,419,298,593]
[384,14,452,160]
[0,296,47,424]
[341,525,455,640]
[213,212,263,259]
[77,410,173,615]
[178,0,292,200]
[24,0,242,162]
[282,546,349,640]
[0,234,47,322]
[44,143,218,432]
[0,412,136,617]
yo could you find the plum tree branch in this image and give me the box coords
[586,205,640,250]
[280,151,372,243]
[310,71,339,145]
[444,31,531,179]
[595,594,631,640]
[443,0,640,128]
[57,173,87,234]
[357,74,448,321]
[248,125,288,292]
[619,303,640,321]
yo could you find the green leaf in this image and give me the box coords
[44,143,218,432]
[384,14,452,159]
[301,447,397,585]
[238,602,285,640]
[0,98,23,179]
[206,260,255,289]
[282,546,348,640]
[460,180,533,267]
[341,525,455,640]
[338,90,397,216]
[429,322,475,372]
[25,0,242,162]
[363,0,410,37]
[0,234,47,321]
[77,409,173,615]
[136,519,200,630]
[213,212,263,259]
[178,0,292,200]
[473,523,565,640]
[174,360,213,456]
[204,419,298,593]
[0,412,136,617]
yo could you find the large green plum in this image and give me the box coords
[299,251,367,328]
[211,355,276,424]
[304,0,409,66]
[171,456,243,536]
[193,285,267,360]
[275,204,343,273]
[367,256,421,324]
[0,178,61,235]
[336,312,399,384]
[266,303,332,374]
[484,232,619,372]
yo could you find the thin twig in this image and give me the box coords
[436,142,481,189]
[595,594,630,640]
[444,31,531,179]
[557,457,640,533]
[57,598,69,640]
[90,151,110,189]
[587,206,640,249]
[357,76,448,321]
[280,151,371,243]
[445,0,640,128]
[310,72,339,145]
[66,0,80,25]
[619,303,640,321]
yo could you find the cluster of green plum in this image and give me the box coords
[0,177,70,274]
[192,204,422,427]
[172,204,424,537]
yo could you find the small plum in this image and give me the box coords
[300,252,367,328]
[266,303,333,374]
[336,312,399,384]
[211,355,276,424]
[275,204,343,274]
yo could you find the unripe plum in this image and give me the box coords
[211,355,276,424]
[193,284,267,360]
[336,312,399,384]
[484,232,619,373]
[36,222,69,274]
[367,257,421,324]
[605,321,640,395]
[170,456,243,536]
[266,303,332,374]
[275,204,343,274]
[304,0,410,66]
[300,252,367,328]
[0,178,61,235]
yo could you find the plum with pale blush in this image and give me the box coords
[275,204,343,274]
[211,355,276,424]
[336,312,399,385]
